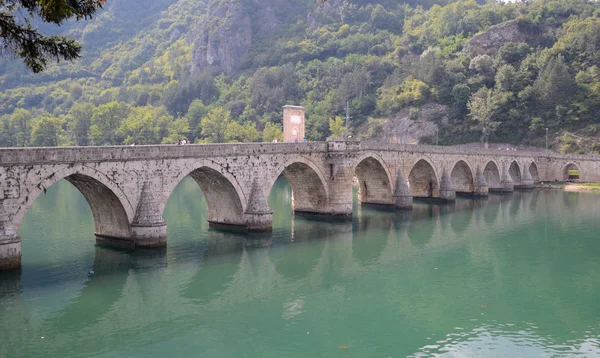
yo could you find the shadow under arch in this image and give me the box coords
[354,155,393,207]
[529,162,540,183]
[508,161,522,186]
[162,162,247,229]
[14,166,133,239]
[408,159,439,198]
[267,157,329,215]
[483,161,501,190]
[450,160,474,194]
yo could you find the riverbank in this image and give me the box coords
[536,182,600,192]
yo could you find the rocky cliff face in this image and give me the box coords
[463,20,529,57]
[189,0,253,75]
[363,103,449,144]
[188,0,292,75]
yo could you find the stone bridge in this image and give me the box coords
[1,141,599,270]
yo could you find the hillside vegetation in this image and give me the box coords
[1,0,600,153]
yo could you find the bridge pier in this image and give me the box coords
[324,165,354,219]
[439,169,456,202]
[499,167,515,192]
[473,167,489,197]
[244,179,273,232]
[129,183,167,248]
[394,171,413,210]
[515,167,534,190]
[0,206,20,271]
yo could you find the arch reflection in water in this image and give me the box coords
[407,204,438,247]
[352,208,395,265]
[44,247,136,333]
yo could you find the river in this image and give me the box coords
[1,176,599,357]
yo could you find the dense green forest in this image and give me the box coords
[1,0,600,153]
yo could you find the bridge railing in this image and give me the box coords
[358,141,600,161]
[0,141,597,165]
[0,142,328,165]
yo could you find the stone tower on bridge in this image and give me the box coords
[283,105,305,143]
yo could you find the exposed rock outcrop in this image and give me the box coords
[188,0,287,75]
[189,0,253,75]
[366,103,449,144]
[463,20,529,57]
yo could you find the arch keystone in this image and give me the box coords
[245,178,273,232]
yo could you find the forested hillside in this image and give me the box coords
[1,0,600,153]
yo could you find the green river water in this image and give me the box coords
[1,177,599,357]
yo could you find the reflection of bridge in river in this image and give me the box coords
[2,190,598,356]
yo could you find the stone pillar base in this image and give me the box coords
[439,190,456,202]
[0,241,21,271]
[500,182,515,192]
[245,212,273,232]
[473,185,489,197]
[95,234,136,250]
[131,223,167,248]
[489,187,512,193]
[514,183,534,190]
[294,209,353,220]
[360,201,396,211]
[394,195,413,210]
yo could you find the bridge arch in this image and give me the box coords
[408,158,439,198]
[483,160,501,189]
[450,159,475,194]
[162,160,247,227]
[13,165,134,239]
[508,160,522,185]
[267,156,329,214]
[563,163,580,181]
[354,153,393,206]
[529,161,539,183]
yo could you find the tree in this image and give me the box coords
[467,87,509,147]
[534,55,576,110]
[161,117,190,144]
[30,115,65,147]
[118,106,160,145]
[0,0,106,72]
[329,116,346,138]
[201,107,230,143]
[89,102,130,145]
[10,109,33,147]
[186,99,208,141]
[225,122,260,143]
[67,102,94,146]
[262,122,283,142]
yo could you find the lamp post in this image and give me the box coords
[545,127,548,153]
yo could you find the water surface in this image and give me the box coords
[1,178,599,357]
